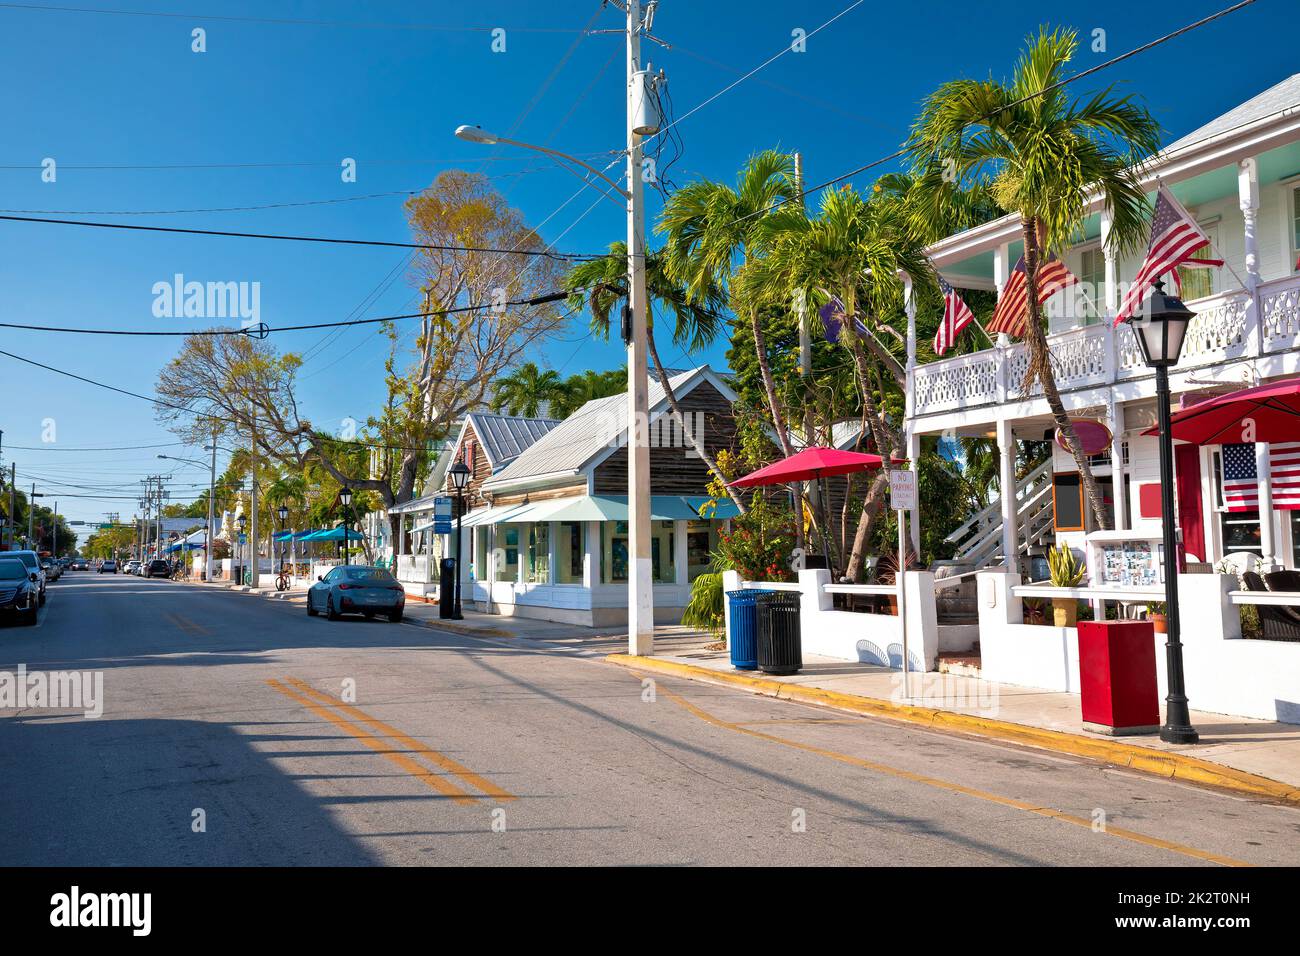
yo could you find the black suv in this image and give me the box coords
[145,559,172,578]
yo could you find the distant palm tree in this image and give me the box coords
[490,362,564,418]
[907,26,1159,529]
[565,243,746,513]
[550,368,626,418]
[659,149,800,458]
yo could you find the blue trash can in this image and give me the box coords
[727,589,773,670]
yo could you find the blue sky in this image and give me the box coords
[0,0,1291,528]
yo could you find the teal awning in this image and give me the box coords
[300,526,366,542]
[462,495,738,525]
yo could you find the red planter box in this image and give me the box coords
[1076,621,1160,735]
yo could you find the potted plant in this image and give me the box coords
[1022,597,1046,626]
[875,548,923,615]
[1047,543,1086,627]
[1146,601,1168,634]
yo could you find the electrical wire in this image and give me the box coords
[0,214,602,261]
[710,0,1261,234]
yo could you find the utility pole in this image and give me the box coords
[625,0,653,656]
[52,501,57,556]
[205,432,217,582]
[249,407,260,589]
[6,462,13,551]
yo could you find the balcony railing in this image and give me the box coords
[912,273,1300,417]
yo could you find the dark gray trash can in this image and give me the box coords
[756,591,802,675]
[438,558,456,619]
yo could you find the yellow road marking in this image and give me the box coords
[265,679,477,805]
[284,678,515,802]
[654,683,1251,867]
[166,612,208,636]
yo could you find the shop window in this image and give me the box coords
[602,522,629,584]
[525,523,550,584]
[686,520,718,581]
[555,522,584,584]
[1079,246,1106,322]
[493,525,519,582]
[652,521,676,584]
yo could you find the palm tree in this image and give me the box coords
[907,26,1159,530]
[490,362,563,418]
[565,243,747,513]
[659,149,801,458]
[550,368,626,419]
[740,183,937,578]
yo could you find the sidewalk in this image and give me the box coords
[607,648,1300,802]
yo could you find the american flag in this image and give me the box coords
[1115,186,1215,325]
[986,254,1078,337]
[1220,442,1300,511]
[933,276,976,356]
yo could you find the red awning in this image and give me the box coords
[1144,377,1300,445]
[730,447,895,488]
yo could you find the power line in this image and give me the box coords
[0,3,586,33]
[0,189,423,216]
[0,289,574,337]
[713,0,1260,232]
[0,214,601,261]
[1,440,186,452]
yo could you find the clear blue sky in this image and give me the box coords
[0,0,1291,529]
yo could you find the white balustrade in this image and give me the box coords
[914,275,1300,417]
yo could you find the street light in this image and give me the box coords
[338,487,353,567]
[236,513,248,585]
[277,504,289,574]
[1125,278,1198,745]
[448,461,471,621]
[456,12,656,656]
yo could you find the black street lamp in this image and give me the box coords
[339,487,353,567]
[236,513,248,584]
[448,461,471,620]
[277,504,289,567]
[1125,279,1198,745]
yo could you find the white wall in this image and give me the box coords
[977,571,1300,724]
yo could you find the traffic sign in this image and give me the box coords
[432,496,453,535]
[889,469,916,511]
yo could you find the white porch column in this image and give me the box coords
[1255,441,1276,567]
[1099,212,1120,319]
[993,243,1011,350]
[997,418,1019,571]
[673,520,688,587]
[583,520,600,589]
[902,272,921,557]
[1110,400,1128,530]
[1239,157,1264,355]
[907,429,922,556]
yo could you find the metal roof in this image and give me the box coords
[464,412,561,469]
[1165,73,1300,153]
[483,366,729,490]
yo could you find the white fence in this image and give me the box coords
[978,572,1300,724]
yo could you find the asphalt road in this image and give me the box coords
[1,571,1297,866]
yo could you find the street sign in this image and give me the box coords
[889,469,916,511]
[432,496,453,535]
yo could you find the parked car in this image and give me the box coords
[306,566,405,622]
[41,558,60,582]
[0,558,39,626]
[99,560,118,574]
[122,560,138,575]
[3,551,46,604]
[144,559,171,578]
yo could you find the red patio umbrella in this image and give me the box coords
[730,447,894,487]
[1144,377,1300,445]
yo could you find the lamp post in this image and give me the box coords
[236,513,247,585]
[339,487,353,567]
[277,504,289,572]
[448,460,470,621]
[1125,279,1198,745]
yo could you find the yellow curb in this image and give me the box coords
[606,654,1300,806]
[420,619,515,639]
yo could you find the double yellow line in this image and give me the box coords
[266,677,514,806]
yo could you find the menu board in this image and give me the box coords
[1097,539,1164,587]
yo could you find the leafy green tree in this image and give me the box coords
[565,242,745,513]
[490,362,564,418]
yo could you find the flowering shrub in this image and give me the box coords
[714,495,797,583]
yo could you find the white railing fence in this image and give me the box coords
[914,274,1300,416]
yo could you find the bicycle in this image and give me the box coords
[275,564,291,591]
